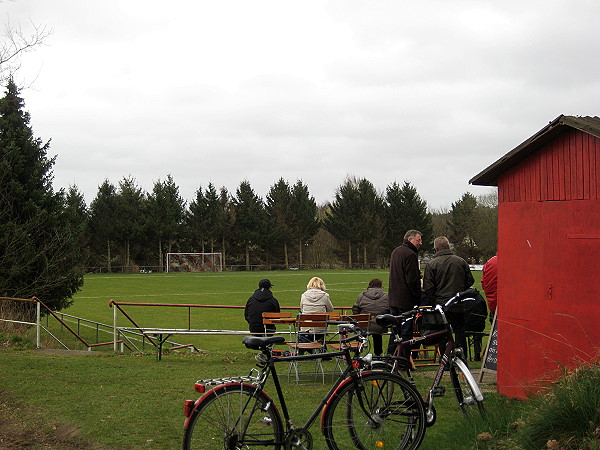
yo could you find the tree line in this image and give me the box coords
[1,79,497,312]
[78,175,497,273]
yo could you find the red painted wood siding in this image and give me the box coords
[497,129,600,202]
[497,200,600,399]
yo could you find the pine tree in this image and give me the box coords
[115,177,146,267]
[266,178,293,268]
[147,175,185,272]
[384,181,433,254]
[89,180,118,272]
[0,79,84,311]
[289,181,319,268]
[449,192,480,261]
[233,180,266,270]
[323,177,362,267]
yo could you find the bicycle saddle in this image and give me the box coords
[375,314,400,327]
[242,335,286,350]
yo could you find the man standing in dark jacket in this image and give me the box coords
[388,230,423,355]
[423,236,474,356]
[244,279,280,336]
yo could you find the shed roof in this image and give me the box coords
[470,115,600,186]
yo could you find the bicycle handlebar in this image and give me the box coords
[375,287,479,328]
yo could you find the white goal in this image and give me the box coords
[166,252,223,272]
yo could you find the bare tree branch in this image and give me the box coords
[0,19,52,82]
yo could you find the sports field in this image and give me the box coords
[1,269,505,449]
[62,269,484,353]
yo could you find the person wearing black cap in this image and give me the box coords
[244,279,281,336]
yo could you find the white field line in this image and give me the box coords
[76,286,367,299]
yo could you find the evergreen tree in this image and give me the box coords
[265,178,293,268]
[147,174,185,272]
[323,177,362,267]
[290,180,319,267]
[115,176,146,267]
[63,185,90,262]
[356,179,386,266]
[204,183,224,254]
[233,180,266,270]
[89,180,118,272]
[218,187,234,266]
[186,184,209,252]
[0,79,84,310]
[384,181,433,254]
[449,192,479,261]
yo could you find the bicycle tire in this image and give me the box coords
[322,371,426,450]
[449,358,485,417]
[182,383,284,449]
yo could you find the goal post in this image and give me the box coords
[166,252,223,272]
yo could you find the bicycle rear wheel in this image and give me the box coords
[322,371,426,450]
[449,358,485,417]
[182,383,284,449]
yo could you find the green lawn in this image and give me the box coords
[1,269,503,449]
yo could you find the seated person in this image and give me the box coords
[352,278,389,356]
[299,276,333,342]
[244,279,280,336]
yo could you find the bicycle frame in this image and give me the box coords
[375,288,484,424]
[388,306,458,408]
[267,348,371,432]
[185,331,374,443]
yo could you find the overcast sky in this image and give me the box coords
[5,0,600,210]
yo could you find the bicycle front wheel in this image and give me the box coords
[322,371,426,450]
[182,383,284,449]
[449,357,485,417]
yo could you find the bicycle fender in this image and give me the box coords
[453,358,484,401]
[183,382,274,429]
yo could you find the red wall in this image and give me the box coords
[499,129,600,203]
[497,199,600,399]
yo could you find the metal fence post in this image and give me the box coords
[36,301,41,348]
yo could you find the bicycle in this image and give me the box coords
[375,288,485,427]
[182,321,427,449]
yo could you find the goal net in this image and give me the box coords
[166,253,223,272]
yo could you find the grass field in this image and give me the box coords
[60,269,486,352]
[1,269,507,449]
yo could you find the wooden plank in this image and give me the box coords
[582,133,591,199]
[593,135,600,200]
[540,146,549,200]
[563,133,571,199]
[576,130,584,199]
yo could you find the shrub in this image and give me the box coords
[518,361,600,449]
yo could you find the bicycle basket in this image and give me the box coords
[417,310,445,336]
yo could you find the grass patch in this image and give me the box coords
[517,361,600,449]
[1,269,506,449]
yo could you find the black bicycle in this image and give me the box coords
[375,288,485,427]
[182,322,427,449]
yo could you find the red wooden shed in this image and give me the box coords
[470,115,600,399]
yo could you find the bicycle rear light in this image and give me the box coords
[184,400,195,417]
[194,383,206,393]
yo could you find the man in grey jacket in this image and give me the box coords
[423,236,474,356]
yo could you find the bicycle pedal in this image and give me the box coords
[260,416,272,425]
[432,386,446,397]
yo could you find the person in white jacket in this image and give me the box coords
[300,277,334,339]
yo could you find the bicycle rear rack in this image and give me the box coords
[196,368,261,388]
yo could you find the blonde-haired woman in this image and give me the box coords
[300,277,334,340]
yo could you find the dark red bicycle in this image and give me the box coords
[375,288,485,427]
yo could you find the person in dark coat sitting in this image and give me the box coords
[352,278,389,356]
[244,279,280,336]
